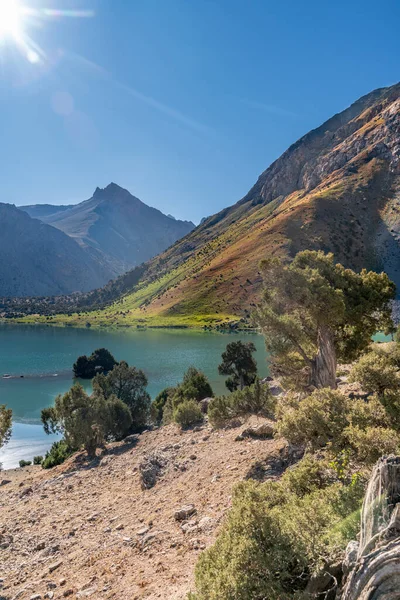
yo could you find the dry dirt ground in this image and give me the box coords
[1,418,284,600]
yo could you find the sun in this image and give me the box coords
[0,0,23,40]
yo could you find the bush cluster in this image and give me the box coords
[42,440,73,469]
[173,400,204,429]
[192,458,364,600]
[208,378,275,428]
[151,367,213,428]
[73,348,118,379]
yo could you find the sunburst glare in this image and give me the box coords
[0,0,94,64]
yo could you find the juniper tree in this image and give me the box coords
[255,251,395,390]
[218,341,257,391]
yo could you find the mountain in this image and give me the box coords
[0,203,113,297]
[3,83,400,323]
[21,204,74,220]
[21,184,195,278]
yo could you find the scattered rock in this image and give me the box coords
[35,541,46,551]
[239,423,275,439]
[198,516,215,532]
[20,486,33,497]
[30,595,42,600]
[48,560,63,574]
[136,526,149,536]
[115,523,124,531]
[139,450,169,490]
[86,513,99,522]
[200,397,212,413]
[0,479,11,486]
[174,505,197,521]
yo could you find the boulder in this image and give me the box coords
[239,423,275,440]
[174,505,197,521]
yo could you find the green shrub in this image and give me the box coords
[41,383,132,457]
[276,388,394,458]
[150,387,174,425]
[73,347,118,379]
[33,455,43,465]
[19,459,31,468]
[161,367,214,425]
[209,379,275,428]
[344,425,400,465]
[180,366,214,400]
[349,351,400,395]
[0,404,12,450]
[93,361,150,431]
[173,400,204,429]
[276,389,349,451]
[192,463,364,600]
[42,439,73,469]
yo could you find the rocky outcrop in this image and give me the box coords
[340,456,400,599]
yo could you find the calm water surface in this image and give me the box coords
[0,324,268,468]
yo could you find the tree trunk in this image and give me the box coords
[339,456,400,600]
[310,326,337,389]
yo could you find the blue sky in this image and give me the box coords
[0,0,399,223]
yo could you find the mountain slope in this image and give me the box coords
[65,82,398,327]
[4,83,400,324]
[0,204,114,297]
[21,204,74,220]
[22,184,195,278]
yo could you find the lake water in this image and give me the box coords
[0,324,268,468]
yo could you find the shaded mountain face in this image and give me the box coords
[22,184,195,278]
[80,82,400,324]
[21,204,74,220]
[0,204,114,297]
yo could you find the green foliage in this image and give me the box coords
[73,347,118,379]
[42,439,73,469]
[192,459,364,600]
[19,459,31,468]
[33,455,43,465]
[218,341,257,391]
[255,250,395,390]
[276,389,349,451]
[103,395,134,441]
[150,387,173,424]
[162,367,214,424]
[276,388,394,465]
[349,351,400,395]
[173,399,204,429]
[344,425,400,464]
[180,366,214,401]
[208,378,275,428]
[0,404,12,450]
[41,383,132,457]
[93,361,150,431]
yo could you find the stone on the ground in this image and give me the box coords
[174,505,197,521]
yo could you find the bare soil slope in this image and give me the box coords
[0,418,283,600]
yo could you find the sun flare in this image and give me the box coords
[0,0,94,65]
[0,0,23,40]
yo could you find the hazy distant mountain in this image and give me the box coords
[0,203,113,297]
[21,183,195,277]
[22,204,74,220]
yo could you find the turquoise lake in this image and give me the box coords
[0,324,268,468]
